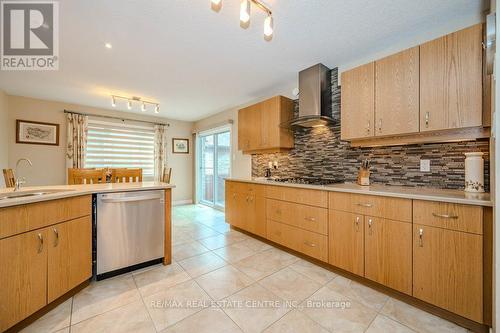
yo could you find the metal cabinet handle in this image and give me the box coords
[425,112,430,128]
[233,193,236,199]
[304,217,316,222]
[53,228,59,247]
[419,228,424,247]
[366,121,371,134]
[304,241,317,248]
[37,233,44,253]
[378,119,382,132]
[368,219,373,235]
[246,196,249,202]
[432,213,458,219]
[355,216,360,231]
[357,203,373,208]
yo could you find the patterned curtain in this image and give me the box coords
[154,124,168,182]
[66,113,88,170]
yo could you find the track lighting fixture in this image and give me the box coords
[211,0,222,11]
[110,95,160,113]
[211,0,273,41]
[240,0,251,27]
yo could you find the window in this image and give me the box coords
[84,118,155,180]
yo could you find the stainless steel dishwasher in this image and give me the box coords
[96,190,165,279]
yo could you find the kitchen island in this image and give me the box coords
[0,182,175,332]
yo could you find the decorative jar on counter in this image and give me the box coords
[464,152,484,193]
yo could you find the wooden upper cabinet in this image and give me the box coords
[0,229,48,331]
[48,216,92,303]
[420,24,483,131]
[238,96,294,154]
[341,62,375,140]
[375,47,420,136]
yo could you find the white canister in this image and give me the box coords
[464,152,485,193]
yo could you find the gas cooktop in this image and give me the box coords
[270,177,342,186]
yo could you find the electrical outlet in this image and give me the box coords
[420,159,431,172]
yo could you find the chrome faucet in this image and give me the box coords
[14,158,33,191]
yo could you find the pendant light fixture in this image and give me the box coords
[211,0,273,41]
[110,95,160,113]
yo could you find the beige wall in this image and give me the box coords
[0,90,8,187]
[6,95,194,203]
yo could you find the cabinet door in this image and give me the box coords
[225,184,236,224]
[375,47,419,136]
[420,24,482,131]
[0,229,48,331]
[48,216,92,302]
[246,194,266,237]
[328,210,364,275]
[365,217,412,295]
[238,105,260,151]
[413,224,483,322]
[341,62,375,140]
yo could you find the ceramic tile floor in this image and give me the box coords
[22,204,473,333]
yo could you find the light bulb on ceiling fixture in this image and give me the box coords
[264,15,273,40]
[211,0,222,11]
[154,104,160,114]
[111,96,116,107]
[240,0,250,26]
[141,102,146,112]
[127,100,132,110]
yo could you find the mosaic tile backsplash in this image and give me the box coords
[252,68,490,191]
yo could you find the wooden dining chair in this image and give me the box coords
[162,167,172,184]
[3,169,16,188]
[68,168,107,185]
[110,168,143,183]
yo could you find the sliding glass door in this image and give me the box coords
[198,128,231,209]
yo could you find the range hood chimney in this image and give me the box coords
[283,63,333,129]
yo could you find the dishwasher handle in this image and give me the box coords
[100,194,163,204]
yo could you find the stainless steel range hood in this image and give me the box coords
[283,63,333,129]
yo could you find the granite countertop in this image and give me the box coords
[226,178,492,207]
[0,182,176,208]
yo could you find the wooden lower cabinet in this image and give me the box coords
[413,224,483,322]
[364,217,412,295]
[328,210,364,275]
[48,216,92,302]
[267,220,328,262]
[225,182,266,237]
[0,229,48,331]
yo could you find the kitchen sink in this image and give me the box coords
[0,189,72,201]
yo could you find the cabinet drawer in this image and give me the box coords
[228,181,265,197]
[266,199,328,235]
[413,200,483,234]
[0,195,92,239]
[267,220,328,262]
[329,192,412,222]
[266,186,328,208]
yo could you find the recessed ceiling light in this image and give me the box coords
[105,43,112,49]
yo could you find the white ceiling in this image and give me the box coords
[0,0,484,122]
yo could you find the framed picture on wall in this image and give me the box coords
[172,138,189,154]
[16,120,60,146]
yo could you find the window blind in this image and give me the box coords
[85,118,155,180]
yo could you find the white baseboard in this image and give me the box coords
[173,199,193,206]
